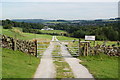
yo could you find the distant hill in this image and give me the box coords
[12,18,118,26]
[12,19,69,24]
[12,19,54,23]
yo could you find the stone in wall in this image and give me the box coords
[1,35,37,56]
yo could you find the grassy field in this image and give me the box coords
[79,54,119,79]
[0,26,52,40]
[57,36,118,47]
[2,48,40,78]
[57,36,78,41]
[40,30,67,34]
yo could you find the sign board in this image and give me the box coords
[85,35,95,41]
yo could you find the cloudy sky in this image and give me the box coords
[1,0,119,2]
[1,0,119,20]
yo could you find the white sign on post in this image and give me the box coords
[85,35,95,41]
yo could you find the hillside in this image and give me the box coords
[0,26,52,40]
[2,19,120,41]
[12,18,118,24]
[2,48,40,78]
[12,19,68,24]
[40,30,67,35]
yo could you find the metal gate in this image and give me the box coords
[37,41,50,57]
[36,40,80,58]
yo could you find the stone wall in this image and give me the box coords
[1,35,37,56]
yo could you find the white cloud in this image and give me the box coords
[1,0,120,2]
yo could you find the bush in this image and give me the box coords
[3,24,12,29]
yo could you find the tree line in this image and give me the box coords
[48,22,120,41]
[2,19,120,41]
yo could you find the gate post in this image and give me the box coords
[78,38,81,56]
[34,39,37,57]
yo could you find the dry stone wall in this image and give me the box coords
[1,35,37,56]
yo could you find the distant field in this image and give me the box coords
[0,26,52,40]
[57,36,118,47]
[1,26,117,46]
[40,30,67,34]
[57,36,78,41]
[2,48,40,78]
[45,21,67,24]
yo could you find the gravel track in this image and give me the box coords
[34,36,94,79]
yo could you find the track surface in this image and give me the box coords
[34,36,94,78]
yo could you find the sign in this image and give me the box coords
[85,35,95,41]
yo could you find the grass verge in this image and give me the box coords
[2,48,40,78]
[79,54,119,79]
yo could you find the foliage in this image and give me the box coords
[2,19,120,41]
[2,19,44,30]
[3,24,12,29]
[22,28,42,34]
[49,22,119,41]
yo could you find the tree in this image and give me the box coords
[3,24,12,29]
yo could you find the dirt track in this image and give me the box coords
[34,36,56,78]
[34,36,94,78]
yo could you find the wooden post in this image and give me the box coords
[86,43,88,56]
[94,41,96,46]
[14,39,17,51]
[78,38,81,56]
[14,34,17,51]
[12,38,16,51]
[83,43,86,56]
[34,40,37,57]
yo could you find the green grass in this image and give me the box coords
[22,33,52,40]
[89,41,119,47]
[40,30,67,34]
[57,36,78,41]
[79,54,119,79]
[2,48,40,78]
[0,26,52,40]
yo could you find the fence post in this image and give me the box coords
[34,39,37,57]
[86,43,89,56]
[94,41,96,46]
[12,38,16,51]
[14,34,17,51]
[78,38,81,56]
[14,39,17,51]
